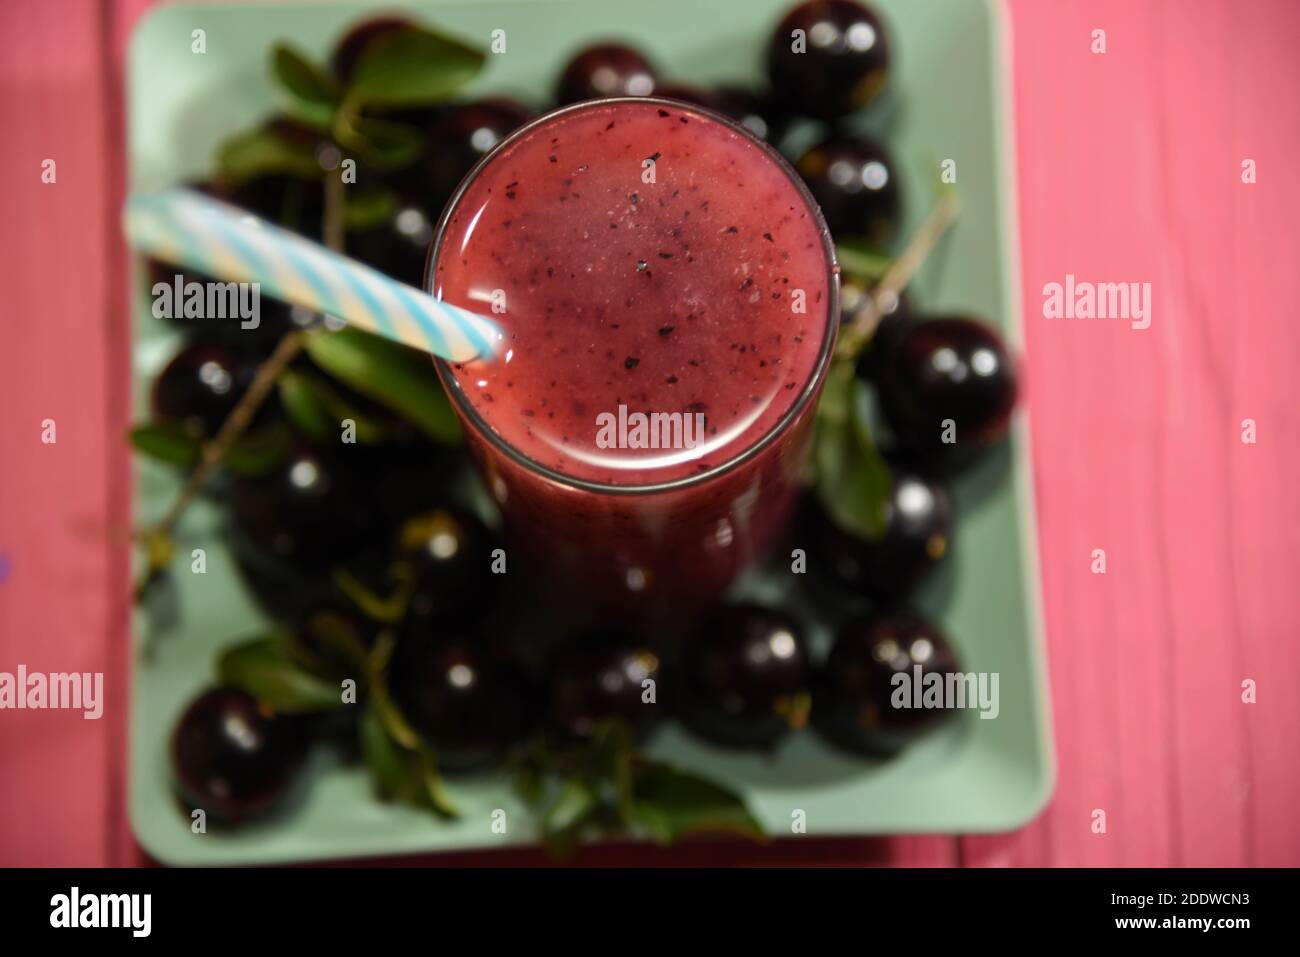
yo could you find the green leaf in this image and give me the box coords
[214,124,322,183]
[217,636,345,713]
[271,43,341,131]
[513,764,546,806]
[344,187,400,231]
[131,421,288,476]
[367,633,423,750]
[276,369,336,443]
[343,24,485,109]
[293,606,370,676]
[630,761,765,845]
[304,328,462,445]
[414,749,459,818]
[813,359,892,539]
[224,423,292,477]
[590,719,636,822]
[836,239,892,281]
[360,705,409,800]
[511,722,743,856]
[130,422,199,469]
[359,662,458,820]
[545,778,598,835]
[334,115,425,171]
[278,367,392,444]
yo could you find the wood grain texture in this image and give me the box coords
[0,0,1296,867]
[0,0,119,868]
[962,0,1300,868]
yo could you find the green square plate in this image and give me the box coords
[128,0,1052,865]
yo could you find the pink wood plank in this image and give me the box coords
[963,0,1300,868]
[0,0,119,867]
[1221,1,1300,867]
[104,0,155,869]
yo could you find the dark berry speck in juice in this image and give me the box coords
[430,98,837,612]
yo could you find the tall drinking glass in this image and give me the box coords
[428,97,838,612]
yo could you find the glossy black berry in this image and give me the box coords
[330,16,413,83]
[682,604,811,749]
[170,686,306,824]
[551,635,664,738]
[222,162,328,239]
[394,505,500,627]
[852,288,912,379]
[390,630,531,773]
[840,280,908,327]
[366,440,461,527]
[710,87,790,143]
[228,444,437,626]
[653,84,787,143]
[768,0,891,119]
[650,81,710,104]
[796,135,899,245]
[875,316,1019,470]
[804,465,951,600]
[556,43,658,103]
[417,98,532,212]
[814,611,960,754]
[146,259,294,355]
[232,443,371,573]
[347,203,435,288]
[229,527,332,626]
[265,116,336,163]
[151,342,254,438]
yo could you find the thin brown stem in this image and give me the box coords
[135,167,348,587]
[836,190,960,361]
[324,174,346,256]
[151,329,305,536]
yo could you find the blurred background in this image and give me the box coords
[1,0,1298,867]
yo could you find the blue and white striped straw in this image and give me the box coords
[124,189,500,362]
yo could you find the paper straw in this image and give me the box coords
[123,189,500,362]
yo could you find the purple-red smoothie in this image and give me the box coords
[430,98,836,608]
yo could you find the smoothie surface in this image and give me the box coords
[433,99,833,485]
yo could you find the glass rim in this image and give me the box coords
[426,95,840,497]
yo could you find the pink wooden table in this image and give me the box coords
[2,0,1297,867]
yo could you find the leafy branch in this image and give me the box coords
[131,22,487,600]
[811,190,961,540]
[511,721,765,857]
